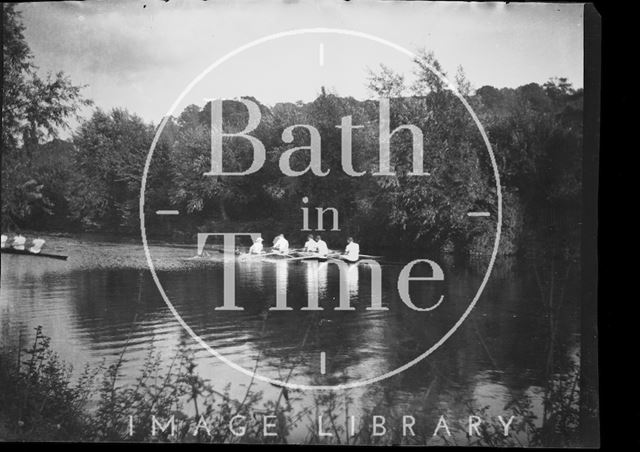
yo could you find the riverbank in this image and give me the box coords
[0,326,585,445]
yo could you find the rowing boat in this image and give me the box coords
[285,252,328,262]
[181,249,380,265]
[298,255,328,262]
[1,247,68,261]
[264,252,293,259]
[237,251,329,262]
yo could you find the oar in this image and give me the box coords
[327,256,348,264]
[260,251,296,260]
[286,255,315,261]
[330,253,383,259]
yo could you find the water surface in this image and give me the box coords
[0,234,580,442]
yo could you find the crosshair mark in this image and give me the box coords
[156,210,180,215]
[320,352,326,374]
[467,212,490,217]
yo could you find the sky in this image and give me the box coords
[17,0,584,126]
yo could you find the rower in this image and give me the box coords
[1,234,7,248]
[315,234,329,257]
[249,237,265,254]
[30,238,46,254]
[12,235,26,251]
[341,236,360,263]
[303,234,318,253]
[272,234,290,254]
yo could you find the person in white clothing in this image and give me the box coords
[303,234,318,253]
[1,234,7,248]
[30,238,46,254]
[12,235,26,250]
[315,234,329,257]
[249,237,264,254]
[272,234,289,254]
[342,237,360,262]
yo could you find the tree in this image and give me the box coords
[1,4,91,230]
[365,54,494,253]
[68,109,160,231]
[2,3,31,152]
[411,49,447,95]
[20,71,92,153]
[168,99,277,223]
[367,64,406,98]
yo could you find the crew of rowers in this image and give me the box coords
[248,234,360,262]
[1,234,46,254]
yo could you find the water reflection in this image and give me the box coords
[347,263,359,299]
[304,261,319,309]
[0,234,583,444]
[244,258,265,289]
[275,260,288,310]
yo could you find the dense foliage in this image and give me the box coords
[1,5,582,257]
[1,4,92,230]
[0,326,587,445]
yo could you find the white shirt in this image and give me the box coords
[304,239,318,252]
[273,237,289,253]
[249,242,263,254]
[316,239,329,256]
[345,242,360,261]
[13,235,26,250]
[1,235,7,248]
[30,238,45,253]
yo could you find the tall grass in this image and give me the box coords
[0,326,585,445]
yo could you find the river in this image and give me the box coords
[0,233,581,444]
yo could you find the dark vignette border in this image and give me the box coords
[582,2,600,448]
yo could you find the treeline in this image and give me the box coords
[2,5,582,257]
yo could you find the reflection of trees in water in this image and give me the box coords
[169,253,592,446]
[158,252,593,446]
[527,239,595,446]
[2,239,595,445]
[239,262,392,383]
[298,252,594,446]
[467,253,588,447]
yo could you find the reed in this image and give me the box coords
[0,325,585,445]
